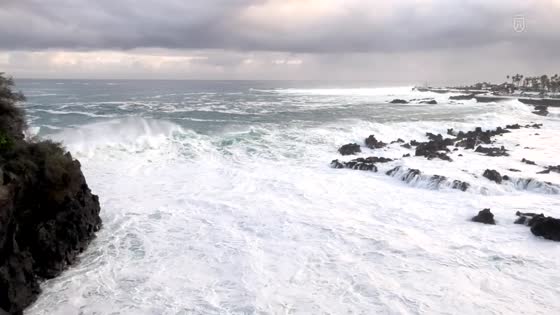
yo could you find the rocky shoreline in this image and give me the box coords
[391,92,559,118]
[0,75,101,314]
[331,117,560,242]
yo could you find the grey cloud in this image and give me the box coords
[0,0,558,54]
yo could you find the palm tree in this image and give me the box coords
[531,77,539,91]
[551,74,560,93]
[540,75,549,92]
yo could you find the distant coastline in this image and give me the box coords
[415,74,560,107]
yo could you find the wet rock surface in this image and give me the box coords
[365,135,387,149]
[521,158,536,165]
[475,145,509,157]
[331,156,393,171]
[472,209,496,225]
[389,99,409,104]
[483,169,503,184]
[532,105,549,117]
[414,133,454,161]
[386,166,470,191]
[537,165,560,174]
[420,100,437,104]
[449,93,476,100]
[338,143,361,156]
[515,212,560,241]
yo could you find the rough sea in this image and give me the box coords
[17,79,560,315]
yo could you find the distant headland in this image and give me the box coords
[414,74,560,108]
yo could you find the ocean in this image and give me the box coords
[17,79,560,314]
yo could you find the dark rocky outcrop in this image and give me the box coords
[424,151,452,162]
[532,110,549,117]
[511,178,560,194]
[386,166,470,191]
[514,212,539,225]
[472,209,496,225]
[537,165,560,174]
[386,167,420,181]
[454,137,477,150]
[331,159,377,171]
[449,93,476,100]
[532,105,549,117]
[419,100,437,104]
[534,105,548,111]
[451,180,471,191]
[331,156,393,172]
[515,212,546,226]
[365,135,387,149]
[528,123,543,129]
[521,158,536,165]
[475,145,509,157]
[454,126,510,149]
[515,212,560,241]
[414,134,453,161]
[531,217,560,241]
[338,143,361,156]
[389,99,408,104]
[508,168,521,172]
[363,157,393,163]
[483,169,503,184]
[408,126,512,162]
[0,75,101,314]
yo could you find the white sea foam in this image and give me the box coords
[34,108,117,118]
[26,88,560,315]
[266,86,417,96]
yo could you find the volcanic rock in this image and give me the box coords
[475,145,509,157]
[483,169,503,184]
[365,135,387,149]
[521,158,536,165]
[338,143,361,156]
[472,209,496,224]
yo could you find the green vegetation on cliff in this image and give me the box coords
[0,74,102,315]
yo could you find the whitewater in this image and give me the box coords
[18,80,560,314]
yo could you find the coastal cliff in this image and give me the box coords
[0,75,101,314]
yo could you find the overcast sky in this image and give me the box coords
[0,0,558,84]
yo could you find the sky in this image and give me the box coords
[0,0,559,84]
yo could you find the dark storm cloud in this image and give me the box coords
[0,0,558,54]
[0,0,254,50]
